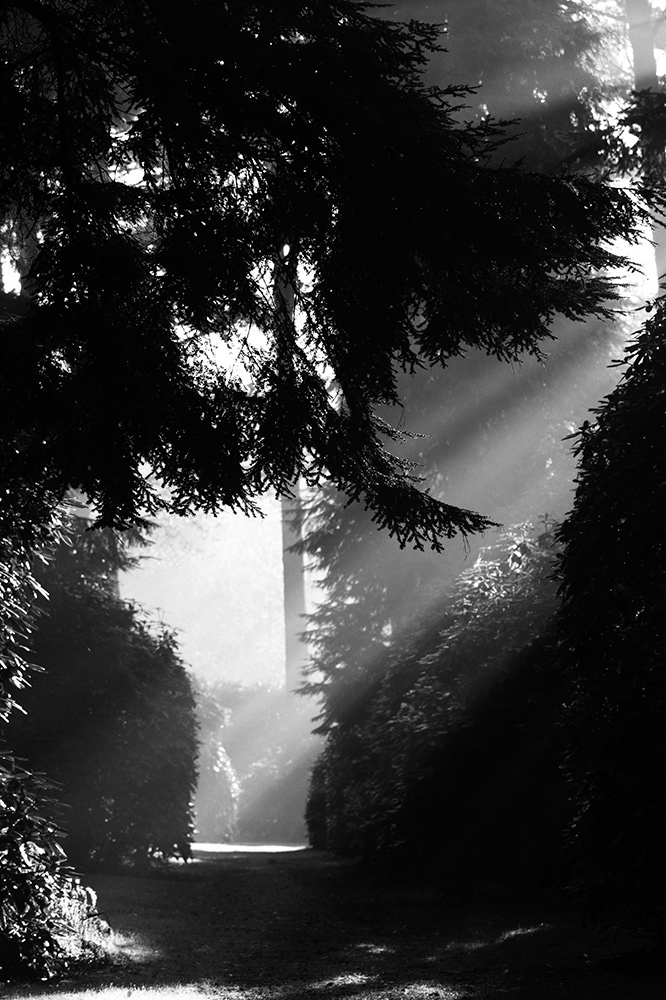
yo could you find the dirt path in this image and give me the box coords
[5,845,665,999]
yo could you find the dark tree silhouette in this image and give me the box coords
[300,1,635,867]
[306,520,566,892]
[0,0,640,549]
[557,307,666,938]
[554,1,666,941]
[8,516,199,868]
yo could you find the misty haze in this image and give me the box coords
[1,3,665,999]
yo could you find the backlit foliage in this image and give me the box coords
[8,517,199,868]
[1,519,106,982]
[306,522,566,891]
[557,302,666,938]
[0,0,641,550]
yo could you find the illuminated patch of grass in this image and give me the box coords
[8,983,253,1000]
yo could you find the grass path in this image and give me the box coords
[3,845,664,1000]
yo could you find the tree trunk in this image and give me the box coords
[625,0,659,91]
[624,0,666,284]
[281,484,308,693]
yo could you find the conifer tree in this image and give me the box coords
[0,0,639,548]
[299,0,630,728]
[556,0,666,938]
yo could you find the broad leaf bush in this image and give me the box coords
[0,758,108,981]
[9,538,199,866]
[0,531,52,726]
[557,305,666,940]
[1,520,107,981]
[307,521,568,892]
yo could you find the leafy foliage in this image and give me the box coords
[306,522,567,891]
[0,0,641,550]
[0,758,108,982]
[7,518,199,867]
[0,521,64,725]
[302,2,654,906]
[1,517,108,982]
[556,302,666,938]
[294,0,633,682]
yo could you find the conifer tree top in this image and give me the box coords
[0,1,641,547]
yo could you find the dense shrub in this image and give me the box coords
[0,758,107,981]
[8,519,199,867]
[13,595,198,866]
[557,308,666,938]
[1,519,107,981]
[306,521,568,891]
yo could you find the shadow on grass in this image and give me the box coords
[4,847,664,1000]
